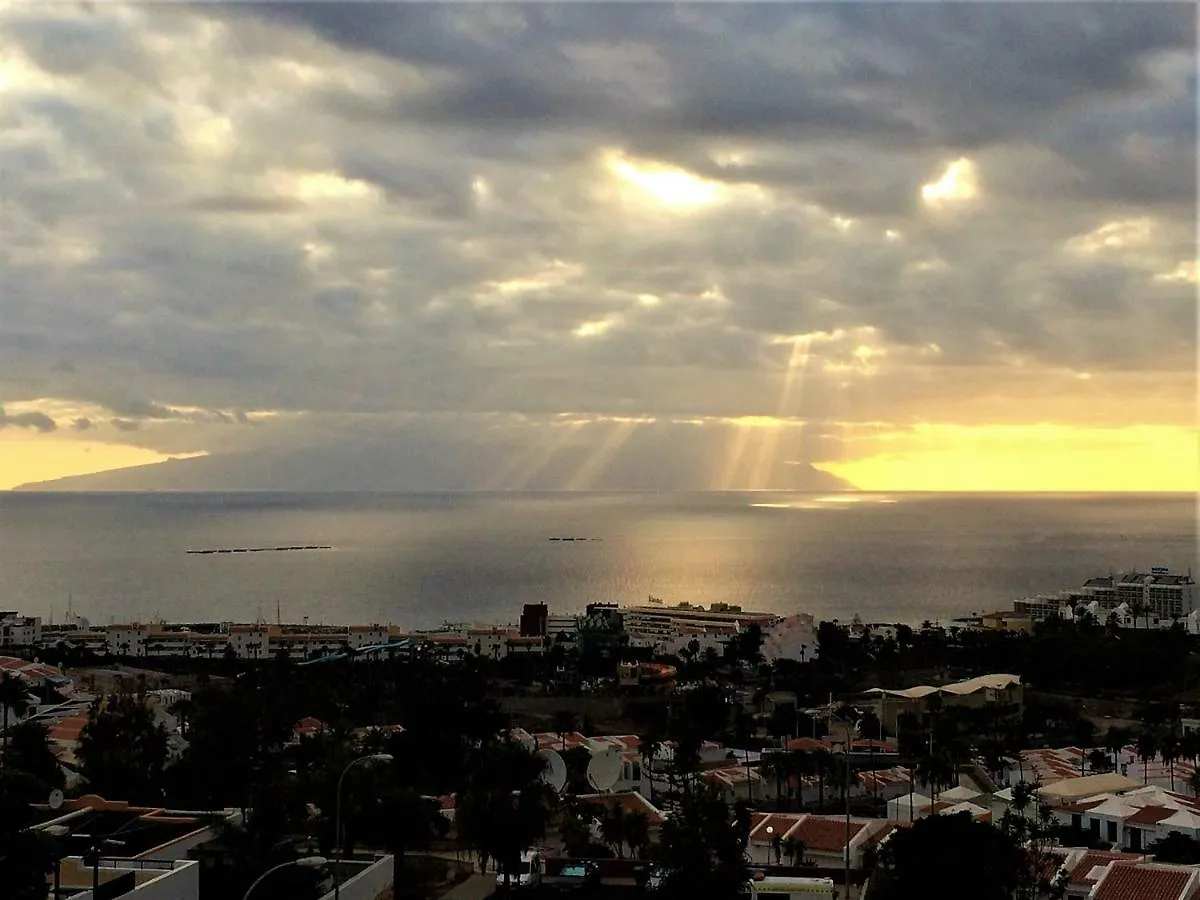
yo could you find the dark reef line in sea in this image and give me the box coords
[186,545,332,555]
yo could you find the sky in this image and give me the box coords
[1,2,1196,492]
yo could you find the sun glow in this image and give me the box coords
[819,424,1199,492]
[0,435,206,490]
[921,158,980,206]
[604,150,722,209]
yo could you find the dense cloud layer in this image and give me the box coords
[0,3,1195,489]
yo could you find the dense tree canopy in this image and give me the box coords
[870,812,1024,900]
[77,694,169,802]
[654,784,751,900]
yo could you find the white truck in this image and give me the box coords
[495,850,544,892]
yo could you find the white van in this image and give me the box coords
[749,875,838,899]
[495,850,543,892]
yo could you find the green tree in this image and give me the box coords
[1001,781,1064,900]
[0,672,31,770]
[1147,831,1200,864]
[654,782,750,900]
[1136,730,1158,785]
[0,770,59,900]
[551,709,577,748]
[871,812,1023,900]
[77,694,169,801]
[457,739,553,886]
[2,720,64,789]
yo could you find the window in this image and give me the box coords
[1129,829,1142,851]
[1071,814,1081,830]
[1089,818,1100,835]
[1106,821,1117,843]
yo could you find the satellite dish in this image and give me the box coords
[586,749,622,792]
[537,749,567,793]
[48,789,64,810]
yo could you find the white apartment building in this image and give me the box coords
[42,627,109,654]
[106,624,151,657]
[621,603,777,640]
[0,612,41,648]
[1081,569,1195,619]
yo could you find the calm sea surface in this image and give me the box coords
[0,492,1194,630]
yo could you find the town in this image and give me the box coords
[1,566,1199,900]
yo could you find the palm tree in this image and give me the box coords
[1179,732,1200,769]
[0,672,31,770]
[552,710,577,749]
[788,749,811,810]
[599,804,629,858]
[1136,731,1159,785]
[1161,732,1179,792]
[624,809,651,859]
[1087,749,1112,774]
[811,748,830,813]
[1187,769,1200,799]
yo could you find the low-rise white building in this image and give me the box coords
[0,612,41,647]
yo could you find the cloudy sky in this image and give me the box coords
[1,2,1196,492]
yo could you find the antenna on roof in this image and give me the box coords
[276,598,281,627]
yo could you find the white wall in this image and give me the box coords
[69,860,200,900]
[317,856,393,900]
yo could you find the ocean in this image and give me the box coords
[0,492,1194,630]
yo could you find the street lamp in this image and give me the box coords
[334,753,394,900]
[44,825,69,899]
[75,835,126,893]
[242,856,327,900]
[823,709,861,900]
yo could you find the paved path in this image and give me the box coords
[439,874,495,900]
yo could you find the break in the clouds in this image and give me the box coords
[0,3,1195,491]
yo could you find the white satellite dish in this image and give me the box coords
[586,749,622,792]
[48,789,64,810]
[537,749,568,793]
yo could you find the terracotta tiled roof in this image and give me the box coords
[786,737,828,752]
[1068,852,1144,887]
[1125,805,1178,826]
[851,739,897,753]
[788,816,866,853]
[48,715,87,742]
[574,791,665,825]
[1092,865,1196,900]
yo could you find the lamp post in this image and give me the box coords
[334,753,394,900]
[824,709,861,900]
[44,825,69,899]
[76,835,126,894]
[242,856,327,900]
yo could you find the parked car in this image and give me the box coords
[543,860,600,894]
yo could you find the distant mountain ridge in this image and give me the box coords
[15,434,855,493]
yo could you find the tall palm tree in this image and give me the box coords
[1188,768,1200,799]
[1161,732,1179,792]
[624,808,651,859]
[812,747,830,813]
[0,672,32,770]
[1136,731,1159,785]
[788,749,811,811]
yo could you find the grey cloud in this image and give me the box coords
[72,417,94,431]
[111,418,140,432]
[0,408,57,432]
[187,195,306,215]
[0,1,1193,487]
